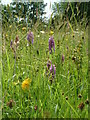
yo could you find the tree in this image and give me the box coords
[2,1,47,27]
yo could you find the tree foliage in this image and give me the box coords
[52,2,89,23]
[2,2,47,27]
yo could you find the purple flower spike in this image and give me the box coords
[50,64,53,73]
[49,36,55,53]
[10,40,13,48]
[27,30,34,44]
[62,55,64,62]
[50,64,56,78]
[53,64,56,75]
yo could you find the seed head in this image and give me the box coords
[85,99,89,104]
[78,94,82,98]
[78,102,85,110]
[34,105,38,111]
[7,100,14,109]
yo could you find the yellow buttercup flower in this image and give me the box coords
[22,27,26,30]
[22,78,31,90]
[50,30,54,35]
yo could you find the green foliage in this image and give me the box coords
[52,2,89,28]
[2,2,47,27]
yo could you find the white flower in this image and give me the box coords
[40,31,45,34]
[27,43,29,47]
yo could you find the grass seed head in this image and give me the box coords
[62,92,64,96]
[7,100,14,109]
[78,94,82,98]
[65,96,68,100]
[78,102,85,110]
[34,105,38,111]
[85,99,89,104]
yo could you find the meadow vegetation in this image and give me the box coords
[1,1,89,118]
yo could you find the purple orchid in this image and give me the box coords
[10,40,13,48]
[49,36,55,53]
[27,30,34,44]
[62,55,64,62]
[50,64,56,78]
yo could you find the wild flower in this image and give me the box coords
[40,31,45,34]
[37,35,40,38]
[50,30,54,35]
[22,78,31,90]
[49,36,55,53]
[9,25,12,28]
[50,64,56,78]
[22,27,26,30]
[6,34,8,37]
[62,55,64,62]
[27,30,34,44]
[46,60,56,80]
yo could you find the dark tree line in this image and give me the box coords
[52,2,90,26]
[2,2,47,27]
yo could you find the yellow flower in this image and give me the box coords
[50,30,54,35]
[6,34,8,37]
[22,78,31,90]
[22,27,26,30]
[9,25,12,28]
